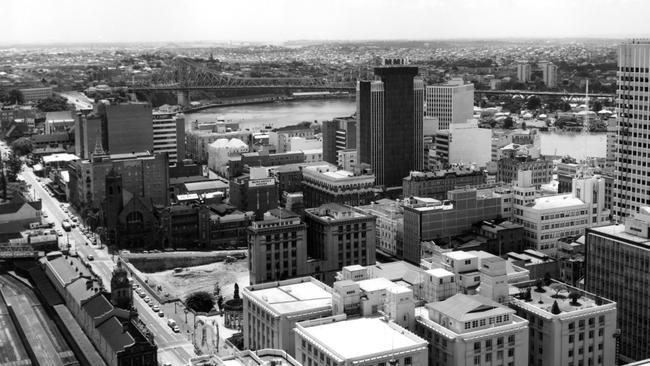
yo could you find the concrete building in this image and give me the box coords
[357,199,404,257]
[403,169,486,200]
[207,138,249,174]
[425,78,474,130]
[322,117,356,166]
[497,155,552,188]
[247,209,306,284]
[227,151,305,179]
[19,86,53,102]
[242,277,334,355]
[613,40,650,220]
[431,121,492,168]
[301,164,375,209]
[186,129,252,164]
[415,293,529,366]
[230,167,278,220]
[295,316,428,366]
[303,203,376,285]
[152,111,185,164]
[269,126,314,153]
[511,171,610,255]
[585,208,650,362]
[336,149,357,172]
[403,188,504,265]
[356,65,424,188]
[44,111,75,134]
[509,280,617,366]
[538,61,558,88]
[516,62,532,83]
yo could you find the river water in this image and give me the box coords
[186,99,606,161]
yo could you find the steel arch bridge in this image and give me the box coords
[128,57,356,92]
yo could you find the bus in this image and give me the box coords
[62,221,72,232]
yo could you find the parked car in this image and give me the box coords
[152,304,160,312]
[158,310,164,317]
[172,325,180,333]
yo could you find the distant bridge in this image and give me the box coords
[127,57,355,105]
[477,89,616,98]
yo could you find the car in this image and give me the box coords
[56,229,63,237]
[70,223,76,228]
[172,325,180,333]
[167,319,177,327]
[139,292,146,298]
[132,283,138,290]
[152,304,160,311]
[42,212,48,218]
[158,310,164,317]
[87,254,94,261]
[144,296,150,302]
[72,217,78,223]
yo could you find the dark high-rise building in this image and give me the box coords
[356,65,424,188]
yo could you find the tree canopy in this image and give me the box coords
[5,153,22,182]
[7,89,24,105]
[525,96,542,111]
[11,137,32,156]
[503,116,514,129]
[36,95,70,112]
[185,291,214,313]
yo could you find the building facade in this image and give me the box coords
[152,111,185,164]
[425,78,474,130]
[357,66,424,188]
[403,169,486,200]
[301,164,375,209]
[585,209,650,363]
[613,40,650,220]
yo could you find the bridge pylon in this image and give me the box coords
[177,90,190,107]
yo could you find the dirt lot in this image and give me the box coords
[138,259,249,301]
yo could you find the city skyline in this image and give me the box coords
[4,0,650,45]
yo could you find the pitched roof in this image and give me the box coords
[427,294,508,322]
[82,293,114,319]
[96,316,135,353]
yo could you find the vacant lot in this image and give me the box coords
[141,259,249,301]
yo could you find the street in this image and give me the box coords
[19,165,196,366]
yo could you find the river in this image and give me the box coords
[186,99,606,161]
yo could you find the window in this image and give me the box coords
[474,342,481,352]
[589,330,594,339]
[569,335,574,343]
[579,333,584,341]
[508,348,514,357]
[569,322,575,331]
[497,337,504,347]
[497,350,503,360]
[474,355,480,365]
[486,353,492,362]
[599,316,605,324]
[486,339,492,350]
[508,335,515,344]
[405,357,412,365]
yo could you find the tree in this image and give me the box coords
[561,102,572,112]
[534,279,546,293]
[36,96,70,112]
[217,295,224,312]
[7,89,24,105]
[551,300,561,315]
[525,96,542,111]
[5,153,22,182]
[543,272,552,286]
[185,291,215,313]
[503,116,514,129]
[568,291,582,306]
[521,122,527,130]
[592,100,603,112]
[11,137,32,156]
[233,283,240,300]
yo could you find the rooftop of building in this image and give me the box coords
[244,277,332,316]
[42,153,80,164]
[358,277,399,293]
[190,349,302,366]
[296,317,426,361]
[45,110,74,122]
[184,180,229,192]
[366,261,425,287]
[509,280,615,317]
[445,251,476,261]
[426,293,514,323]
[404,168,483,181]
[425,267,455,278]
[528,194,585,210]
[588,224,650,247]
[305,203,371,222]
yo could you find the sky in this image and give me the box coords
[3,0,650,45]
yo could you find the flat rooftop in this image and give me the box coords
[426,268,455,278]
[246,280,332,316]
[358,277,398,293]
[299,317,426,360]
[530,194,585,210]
[589,224,650,247]
[445,251,476,261]
[509,280,615,316]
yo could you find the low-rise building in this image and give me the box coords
[295,316,428,366]
[357,199,404,257]
[301,164,375,209]
[415,293,529,366]
[509,280,617,366]
[243,277,334,355]
[402,169,486,200]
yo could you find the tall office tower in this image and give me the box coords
[585,208,650,363]
[425,78,474,130]
[613,40,650,221]
[539,61,558,88]
[75,112,102,159]
[356,65,423,188]
[516,62,532,83]
[102,103,154,155]
[152,111,185,164]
